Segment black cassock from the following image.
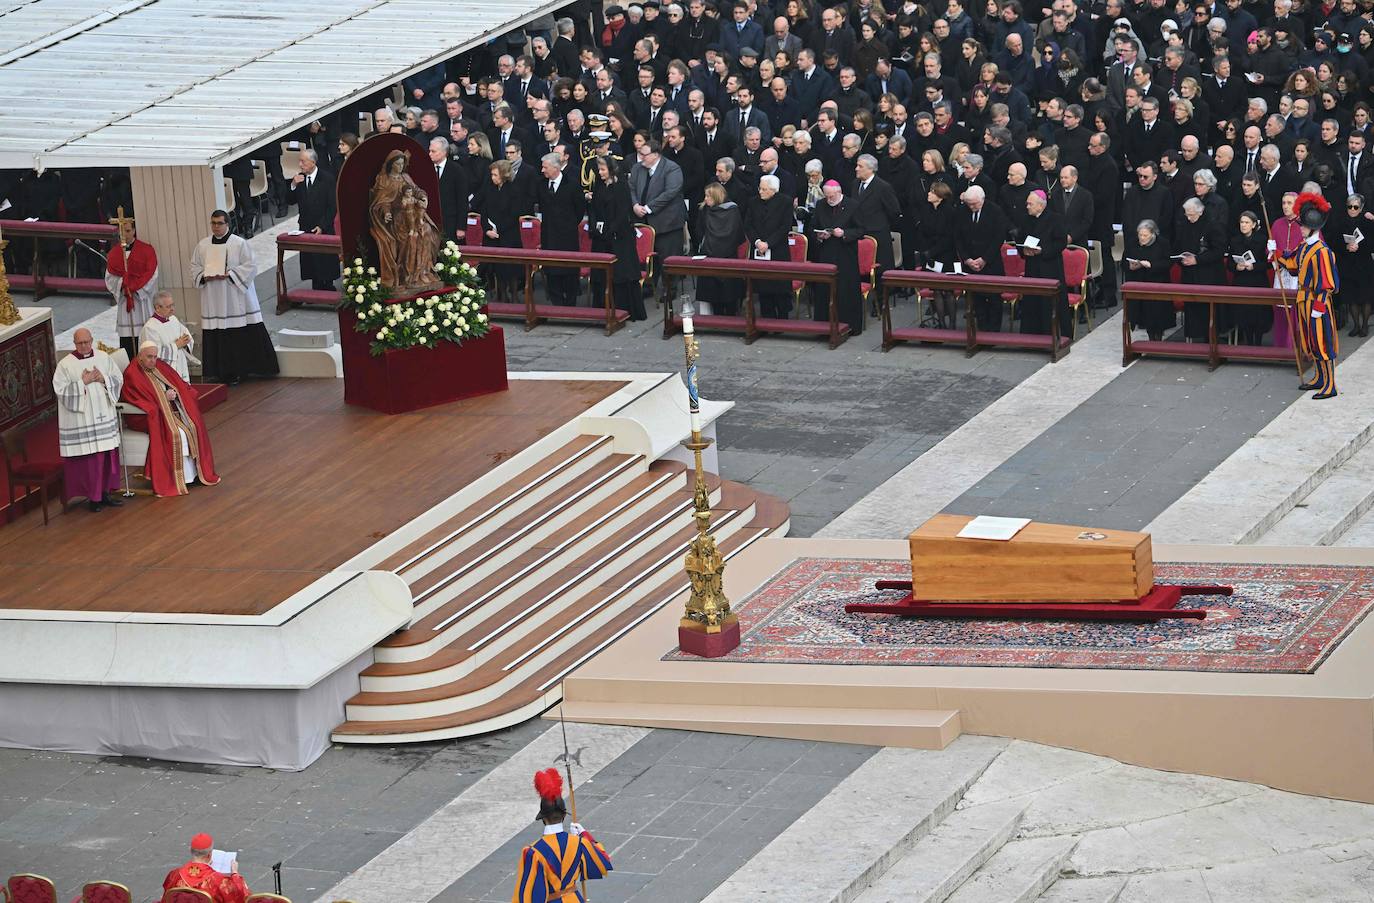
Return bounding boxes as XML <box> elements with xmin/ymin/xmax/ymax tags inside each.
<box><xmin>1017</xmin><ymin>209</ymin><xmax>1069</xmax><ymax>337</ymax></box>
<box><xmin>744</xmin><ymin>193</ymin><xmax>797</xmax><ymax>319</ymax></box>
<box><xmin>290</xmin><ymin>169</ymin><xmax>340</xmax><ymax>290</ymax></box>
<box><xmin>1123</xmin><ymin>233</ymin><xmax>1176</xmax><ymax>337</ymax></box>
<box><xmin>809</xmin><ymin>198</ymin><xmax>864</xmax><ymax>336</ymax></box>
<box><xmin>588</xmin><ymin>178</ymin><xmax>647</xmax><ymax>320</ymax></box>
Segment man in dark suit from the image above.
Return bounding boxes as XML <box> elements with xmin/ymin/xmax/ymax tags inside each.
<box><xmin>429</xmin><ymin>137</ymin><xmax>469</xmax><ymax>243</ymax></box>
<box><xmin>551</xmin><ymin>18</ymin><xmax>580</xmax><ymax>76</ymax></box>
<box><xmin>790</xmin><ymin>49</ymin><xmax>836</xmax><ymax>124</ymax></box>
<box><xmin>849</xmin><ymin>154</ymin><xmax>901</xmax><ymax>283</ymax></box>
<box><xmin>504</xmin><ymin>56</ymin><xmax>548</xmax><ymax>111</ymax></box>
<box><xmin>810</xmin><ymin>108</ymin><xmax>845</xmax><ymax>177</ymax></box>
<box><xmin>762</xmin><ymin>77</ymin><xmax>801</xmax><ymax>140</ymax></box>
<box><xmin>1123</xmin><ymin>98</ymin><xmax>1174</xmax><ymax>173</ymax></box>
<box><xmin>723</xmin><ymin>84</ymin><xmax>772</xmax><ymax>145</ymax></box>
<box><xmin>719</xmin><ymin>0</ymin><xmax>765</xmax><ymax>59</ymax></box>
<box><xmin>955</xmin><ymin>186</ymin><xmax>1012</xmax><ymax>331</ymax></box>
<box><xmin>1083</xmin><ymin>132</ymin><xmax>1121</xmax><ymax>306</ymax></box>
<box><xmin>1053</xmin><ymin>165</ymin><xmax>1095</xmax><ymax>247</ymax></box>
<box><xmin>590</xmin><ymin>69</ymin><xmax>628</xmax><ymax>115</ymax></box>
<box><xmin>487</xmin><ymin>105</ymin><xmax>533</xmax><ymax>161</ymax></box>
<box><xmin>699</xmin><ymin>109</ymin><xmax>736</xmax><ymax>166</ymax></box>
<box><xmin>1339</xmin><ymin>132</ymin><xmax>1374</xmax><ymax>201</ymax></box>
<box><xmin>628</xmin><ymin>141</ymin><xmax>687</xmax><ymax>290</ymax></box>
<box><xmin>663</xmin><ymin>126</ymin><xmax>706</xmax><ymax>220</ymax></box>
<box><xmin>809</xmin><ymin>6</ymin><xmax>856</xmax><ymax>67</ymax></box>
<box><xmin>536</xmin><ymin>153</ymin><xmax>586</xmax><ymax>306</ymax></box>
<box><xmin>865</xmin><ymin>57</ymin><xmax>912</xmax><ymax>106</ymax></box>
<box><xmin>288</xmin><ymin>149</ymin><xmax>339</xmax><ymax>290</ymax></box>
<box><xmin>756</xmin><ymin>147</ymin><xmax>796</xmax><ymax>202</ymax></box>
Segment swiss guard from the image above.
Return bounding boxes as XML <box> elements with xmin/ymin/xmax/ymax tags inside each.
<box><xmin>1276</xmin><ymin>192</ymin><xmax>1341</xmax><ymax>399</ymax></box>
<box><xmin>511</xmin><ymin>768</ymin><xmax>613</xmax><ymax>903</ymax></box>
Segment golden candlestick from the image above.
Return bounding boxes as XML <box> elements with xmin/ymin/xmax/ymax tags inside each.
<box><xmin>677</xmin><ymin>300</ymin><xmax>738</xmax><ymax>654</ymax></box>
<box><xmin>0</xmin><ymin>236</ymin><xmax>19</xmax><ymax>327</ymax></box>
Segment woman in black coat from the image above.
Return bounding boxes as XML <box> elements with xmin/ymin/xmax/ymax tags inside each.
<box><xmin>1174</xmin><ymin>197</ymin><xmax>1228</xmax><ymax>341</ymax></box>
<box><xmin>472</xmin><ymin>159</ymin><xmax>529</xmax><ymax>301</ymax></box>
<box><xmin>914</xmin><ymin>181</ymin><xmax>959</xmax><ymax>327</ymax></box>
<box><xmin>1331</xmin><ymin>194</ymin><xmax>1373</xmax><ymax>336</ymax></box>
<box><xmin>809</xmin><ymin>182</ymin><xmax>865</xmax><ymax>336</ymax></box>
<box><xmin>588</xmin><ymin>156</ymin><xmax>646</xmax><ymax>321</ymax></box>
<box><xmin>1228</xmin><ymin>210</ymin><xmax>1273</xmax><ymax>346</ymax></box>
<box><xmin>745</xmin><ymin>176</ymin><xmax>797</xmax><ymax>319</ymax></box>
<box><xmin>1123</xmin><ymin>218</ymin><xmax>1175</xmax><ymax>341</ymax></box>
<box><xmin>696</xmin><ymin>183</ymin><xmax>746</xmax><ymax>315</ymax></box>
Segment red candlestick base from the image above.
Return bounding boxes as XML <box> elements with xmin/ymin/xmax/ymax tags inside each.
<box><xmin>678</xmin><ymin>617</ymin><xmax>740</xmax><ymax>658</ymax></box>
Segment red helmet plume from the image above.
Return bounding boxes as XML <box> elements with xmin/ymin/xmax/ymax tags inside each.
<box><xmin>534</xmin><ymin>767</ymin><xmax>564</xmax><ymax>802</ymax></box>
<box><xmin>1294</xmin><ymin>192</ymin><xmax>1330</xmax><ymax>215</ymax></box>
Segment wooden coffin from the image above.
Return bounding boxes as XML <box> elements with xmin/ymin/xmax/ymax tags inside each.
<box><xmin>909</xmin><ymin>514</ymin><xmax>1154</xmax><ymax>602</ymax></box>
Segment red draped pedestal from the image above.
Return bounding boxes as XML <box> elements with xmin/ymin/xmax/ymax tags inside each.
<box><xmin>337</xmin><ymin>307</ymin><xmax>508</xmax><ymax>415</ymax></box>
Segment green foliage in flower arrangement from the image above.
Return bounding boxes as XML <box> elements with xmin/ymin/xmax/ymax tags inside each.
<box><xmin>341</xmin><ymin>242</ymin><xmax>490</xmax><ymax>356</ymax></box>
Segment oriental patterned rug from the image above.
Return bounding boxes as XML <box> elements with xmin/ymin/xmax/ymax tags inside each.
<box><xmin>662</xmin><ymin>557</ymin><xmax>1374</xmax><ymax>673</ymax></box>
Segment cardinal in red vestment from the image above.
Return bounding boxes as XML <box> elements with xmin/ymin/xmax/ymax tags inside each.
<box><xmin>107</xmin><ymin>236</ymin><xmax>158</xmax><ymax>310</ymax></box>
<box><xmin>162</xmin><ymin>833</ymin><xmax>250</xmax><ymax>903</ymax></box>
<box><xmin>121</xmin><ymin>342</ymin><xmax>221</xmax><ymax>497</ymax></box>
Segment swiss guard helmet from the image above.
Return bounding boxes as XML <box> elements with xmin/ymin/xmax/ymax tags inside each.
<box><xmin>534</xmin><ymin>767</ymin><xmax>567</xmax><ymax>821</ymax></box>
<box><xmin>1294</xmin><ymin>191</ymin><xmax>1331</xmax><ymax>231</ymax></box>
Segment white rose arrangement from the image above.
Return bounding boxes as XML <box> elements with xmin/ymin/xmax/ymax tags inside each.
<box><xmin>343</xmin><ymin>244</ymin><xmax>490</xmax><ymax>356</ymax></box>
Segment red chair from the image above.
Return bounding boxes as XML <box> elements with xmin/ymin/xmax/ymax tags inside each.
<box><xmin>857</xmin><ymin>235</ymin><xmax>878</xmax><ymax>315</ymax></box>
<box><xmin>634</xmin><ymin>223</ymin><xmax>656</xmax><ymax>288</ymax></box>
<box><xmin>244</xmin><ymin>895</ymin><xmax>292</xmax><ymax>903</ymax></box>
<box><xmin>517</xmin><ymin>215</ymin><xmax>541</xmax><ymax>250</ymax></box>
<box><xmin>2</xmin><ymin>421</ymin><xmax>64</xmax><ymax>525</ymax></box>
<box><xmin>1062</xmin><ymin>244</ymin><xmax>1091</xmax><ymax>337</ymax></box>
<box><xmin>4</xmin><ymin>874</ymin><xmax>56</xmax><ymax>903</ymax></box>
<box><xmin>463</xmin><ymin>213</ymin><xmax>483</xmax><ymax>247</ymax></box>
<box><xmin>159</xmin><ymin>889</ymin><xmax>211</xmax><ymax>903</ymax></box>
<box><xmin>787</xmin><ymin>231</ymin><xmax>808</xmax><ymax>316</ymax></box>
<box><xmin>1000</xmin><ymin>240</ymin><xmax>1025</xmax><ymax>322</ymax></box>
<box><xmin>79</xmin><ymin>881</ymin><xmax>132</xmax><ymax>903</ymax></box>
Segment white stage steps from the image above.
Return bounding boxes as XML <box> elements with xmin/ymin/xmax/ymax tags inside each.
<box><xmin>331</xmin><ymin>433</ymin><xmax>789</xmax><ymax>744</ymax></box>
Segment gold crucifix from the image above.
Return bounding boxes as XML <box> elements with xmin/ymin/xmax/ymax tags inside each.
<box><xmin>109</xmin><ymin>206</ymin><xmax>135</xmax><ymax>245</ymax></box>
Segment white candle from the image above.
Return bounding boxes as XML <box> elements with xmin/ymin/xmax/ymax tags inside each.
<box><xmin>682</xmin><ymin>314</ymin><xmax>694</xmax><ymax>336</ymax></box>
<box><xmin>690</xmin><ymin>410</ymin><xmax>701</xmax><ymax>433</ymax></box>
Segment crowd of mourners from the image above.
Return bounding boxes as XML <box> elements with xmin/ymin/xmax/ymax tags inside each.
<box><xmin>7</xmin><ymin>0</ymin><xmax>1374</xmax><ymax>338</ymax></box>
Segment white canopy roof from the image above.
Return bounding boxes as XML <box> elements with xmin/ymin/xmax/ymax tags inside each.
<box><xmin>0</xmin><ymin>0</ymin><xmax>556</xmax><ymax>170</ymax></box>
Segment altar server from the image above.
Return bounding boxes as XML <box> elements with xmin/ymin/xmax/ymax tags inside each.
<box><xmin>140</xmin><ymin>291</ymin><xmax>195</xmax><ymax>381</ymax></box>
<box><xmin>51</xmin><ymin>328</ymin><xmax>123</xmax><ymax>512</ymax></box>
<box><xmin>190</xmin><ymin>209</ymin><xmax>279</xmax><ymax>385</ymax></box>
<box><xmin>105</xmin><ymin>218</ymin><xmax>159</xmax><ymax>360</ymax></box>
<box><xmin>1275</xmin><ymin>192</ymin><xmax>1340</xmax><ymax>399</ymax></box>
<box><xmin>512</xmin><ymin>768</ymin><xmax>612</xmax><ymax>903</ymax></box>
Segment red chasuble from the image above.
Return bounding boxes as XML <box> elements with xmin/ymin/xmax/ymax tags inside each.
<box><xmin>121</xmin><ymin>358</ymin><xmax>221</xmax><ymax>497</ymax></box>
<box><xmin>106</xmin><ymin>239</ymin><xmax>158</xmax><ymax>311</ymax></box>
<box><xmin>162</xmin><ymin>861</ymin><xmax>249</xmax><ymax>903</ymax></box>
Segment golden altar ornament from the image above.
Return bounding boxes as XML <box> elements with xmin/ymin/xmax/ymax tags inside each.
<box><xmin>0</xmin><ymin>234</ymin><xmax>19</xmax><ymax>327</ymax></box>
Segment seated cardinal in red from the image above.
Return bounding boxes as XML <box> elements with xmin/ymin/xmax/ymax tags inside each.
<box><xmin>121</xmin><ymin>342</ymin><xmax>220</xmax><ymax>497</ymax></box>
<box><xmin>162</xmin><ymin>832</ymin><xmax>249</xmax><ymax>903</ymax></box>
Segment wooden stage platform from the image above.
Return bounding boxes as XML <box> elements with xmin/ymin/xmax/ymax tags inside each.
<box><xmin>0</xmin><ymin>377</ymin><xmax>623</xmax><ymax>617</ymax></box>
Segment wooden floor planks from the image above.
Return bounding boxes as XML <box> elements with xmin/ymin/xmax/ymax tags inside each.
<box><xmin>0</xmin><ymin>378</ymin><xmax>624</xmax><ymax>616</ymax></box>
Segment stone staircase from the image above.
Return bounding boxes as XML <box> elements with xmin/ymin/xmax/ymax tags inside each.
<box><xmin>331</xmin><ymin>432</ymin><xmax>789</xmax><ymax>744</ymax></box>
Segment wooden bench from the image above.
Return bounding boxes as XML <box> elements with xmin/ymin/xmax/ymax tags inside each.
<box><xmin>880</xmin><ymin>270</ymin><xmax>1070</xmax><ymax>361</ymax></box>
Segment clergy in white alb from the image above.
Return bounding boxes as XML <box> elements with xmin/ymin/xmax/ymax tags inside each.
<box><xmin>105</xmin><ymin>217</ymin><xmax>160</xmax><ymax>360</ymax></box>
<box><xmin>190</xmin><ymin>210</ymin><xmax>279</xmax><ymax>385</ymax></box>
<box><xmin>52</xmin><ymin>328</ymin><xmax>125</xmax><ymax>512</ymax></box>
<box><xmin>140</xmin><ymin>290</ymin><xmax>196</xmax><ymax>382</ymax></box>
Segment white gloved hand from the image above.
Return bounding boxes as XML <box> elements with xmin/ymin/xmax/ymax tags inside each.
<box><xmin>570</xmin><ymin>822</ymin><xmax>585</xmax><ymax>836</ymax></box>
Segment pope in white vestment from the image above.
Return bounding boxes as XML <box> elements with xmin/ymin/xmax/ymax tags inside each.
<box><xmin>140</xmin><ymin>291</ymin><xmax>195</xmax><ymax>382</ymax></box>
<box><xmin>190</xmin><ymin>210</ymin><xmax>279</xmax><ymax>384</ymax></box>
<box><xmin>51</xmin><ymin>328</ymin><xmax>124</xmax><ymax>512</ymax></box>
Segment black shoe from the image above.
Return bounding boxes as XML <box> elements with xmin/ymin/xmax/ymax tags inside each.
<box><xmin>1299</xmin><ymin>382</ymin><xmax>1319</xmax><ymax>390</ymax></box>
<box><xmin>1349</xmin><ymin>324</ymin><xmax>1360</xmax><ymax>337</ymax></box>
<box><xmin>228</xmin><ymin>376</ymin><xmax>242</xmax><ymax>386</ymax></box>
<box><xmin>102</xmin><ymin>494</ymin><xmax>123</xmax><ymax>507</ymax></box>
<box><xmin>87</xmin><ymin>500</ymin><xmax>103</xmax><ymax>512</ymax></box>
<box><xmin>1313</xmin><ymin>388</ymin><xmax>1338</xmax><ymax>400</ymax></box>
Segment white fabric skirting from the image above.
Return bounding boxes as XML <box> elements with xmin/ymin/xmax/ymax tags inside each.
<box><xmin>0</xmin><ymin>652</ymin><xmax>368</xmax><ymax>770</ymax></box>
